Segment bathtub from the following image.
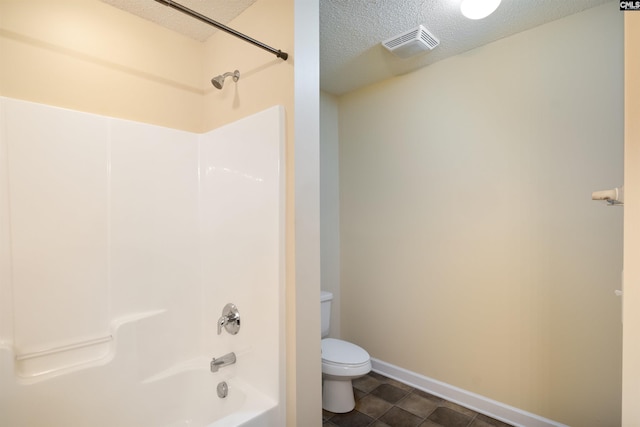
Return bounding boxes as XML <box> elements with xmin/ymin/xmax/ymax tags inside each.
<box><xmin>0</xmin><ymin>349</ymin><xmax>278</xmax><ymax>427</ymax></box>
<box><xmin>144</xmin><ymin>364</ymin><xmax>279</xmax><ymax>427</ymax></box>
<box><xmin>0</xmin><ymin>309</ymin><xmax>282</xmax><ymax>426</ymax></box>
<box><xmin>0</xmin><ymin>306</ymin><xmax>283</xmax><ymax>426</ymax></box>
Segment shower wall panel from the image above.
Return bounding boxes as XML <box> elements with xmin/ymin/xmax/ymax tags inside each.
<box><xmin>3</xmin><ymin>100</ymin><xmax>111</xmax><ymax>359</ymax></box>
<box><xmin>0</xmin><ymin>97</ymin><xmax>285</xmax><ymax>401</ymax></box>
<box><xmin>199</xmin><ymin>106</ymin><xmax>285</xmax><ymax>398</ymax></box>
<box><xmin>0</xmin><ymin>98</ymin><xmax>204</xmax><ymax>377</ymax></box>
<box><xmin>109</xmin><ymin>119</ymin><xmax>201</xmax><ymax>377</ymax></box>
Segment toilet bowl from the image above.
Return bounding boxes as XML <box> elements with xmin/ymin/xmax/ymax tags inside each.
<box><xmin>321</xmin><ymin>291</ymin><xmax>371</xmax><ymax>413</ymax></box>
<box><xmin>321</xmin><ymin>338</ymin><xmax>372</xmax><ymax>413</ymax></box>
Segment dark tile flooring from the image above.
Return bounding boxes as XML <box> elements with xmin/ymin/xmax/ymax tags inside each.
<box><xmin>323</xmin><ymin>372</ymin><xmax>514</xmax><ymax>427</ymax></box>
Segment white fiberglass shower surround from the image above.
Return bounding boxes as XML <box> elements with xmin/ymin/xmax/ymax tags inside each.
<box><xmin>0</xmin><ymin>97</ymin><xmax>286</xmax><ymax>426</ymax></box>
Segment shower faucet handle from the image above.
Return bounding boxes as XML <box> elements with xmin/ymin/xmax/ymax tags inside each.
<box><xmin>217</xmin><ymin>303</ymin><xmax>241</xmax><ymax>335</ymax></box>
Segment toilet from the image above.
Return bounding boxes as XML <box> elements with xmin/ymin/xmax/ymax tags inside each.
<box><xmin>321</xmin><ymin>291</ymin><xmax>371</xmax><ymax>413</ymax></box>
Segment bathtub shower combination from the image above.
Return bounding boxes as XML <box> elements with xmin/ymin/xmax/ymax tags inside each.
<box><xmin>0</xmin><ymin>98</ymin><xmax>286</xmax><ymax>426</ymax></box>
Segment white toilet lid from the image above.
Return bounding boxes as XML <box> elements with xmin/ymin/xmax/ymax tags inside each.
<box><xmin>321</xmin><ymin>338</ymin><xmax>370</xmax><ymax>365</ymax></box>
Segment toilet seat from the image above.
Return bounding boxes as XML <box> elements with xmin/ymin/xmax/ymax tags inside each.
<box><xmin>321</xmin><ymin>338</ymin><xmax>371</xmax><ymax>377</ymax></box>
<box><xmin>322</xmin><ymin>338</ymin><xmax>369</xmax><ymax>364</ymax></box>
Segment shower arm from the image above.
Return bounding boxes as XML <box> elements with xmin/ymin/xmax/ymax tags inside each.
<box><xmin>153</xmin><ymin>0</ymin><xmax>289</xmax><ymax>60</ymax></box>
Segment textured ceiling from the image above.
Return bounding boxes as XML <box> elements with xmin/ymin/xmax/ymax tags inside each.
<box><xmin>101</xmin><ymin>0</ymin><xmax>613</xmax><ymax>96</ymax></box>
<box><xmin>320</xmin><ymin>0</ymin><xmax>612</xmax><ymax>95</ymax></box>
<box><xmin>100</xmin><ymin>0</ymin><xmax>257</xmax><ymax>41</ymax></box>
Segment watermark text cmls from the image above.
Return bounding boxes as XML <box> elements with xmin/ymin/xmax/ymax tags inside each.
<box><xmin>621</xmin><ymin>1</ymin><xmax>640</xmax><ymax>10</ymax></box>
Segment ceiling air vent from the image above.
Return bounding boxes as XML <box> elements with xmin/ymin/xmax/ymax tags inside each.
<box><xmin>382</xmin><ymin>25</ymin><xmax>439</xmax><ymax>58</ymax></box>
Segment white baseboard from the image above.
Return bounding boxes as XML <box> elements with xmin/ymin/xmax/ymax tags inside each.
<box><xmin>370</xmin><ymin>358</ymin><xmax>569</xmax><ymax>427</ymax></box>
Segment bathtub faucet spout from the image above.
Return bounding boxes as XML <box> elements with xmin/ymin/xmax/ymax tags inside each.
<box><xmin>210</xmin><ymin>352</ymin><xmax>236</xmax><ymax>373</ymax></box>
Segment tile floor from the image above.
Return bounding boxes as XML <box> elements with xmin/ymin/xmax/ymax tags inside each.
<box><xmin>322</xmin><ymin>372</ymin><xmax>514</xmax><ymax>427</ymax></box>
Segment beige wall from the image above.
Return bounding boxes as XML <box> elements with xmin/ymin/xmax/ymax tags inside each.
<box><xmin>320</xmin><ymin>91</ymin><xmax>341</xmax><ymax>338</ymax></box>
<box><xmin>338</xmin><ymin>3</ymin><xmax>623</xmax><ymax>426</ymax></box>
<box><xmin>622</xmin><ymin>11</ymin><xmax>640</xmax><ymax>427</ymax></box>
<box><xmin>0</xmin><ymin>0</ymin><xmax>204</xmax><ymax>132</ymax></box>
<box><xmin>0</xmin><ymin>1</ymin><xmax>322</xmax><ymax>425</ymax></box>
<box><xmin>202</xmin><ymin>0</ymin><xmax>294</xmax><ymax>132</ymax></box>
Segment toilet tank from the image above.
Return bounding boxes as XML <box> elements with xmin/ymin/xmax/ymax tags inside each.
<box><xmin>321</xmin><ymin>291</ymin><xmax>333</xmax><ymax>338</ymax></box>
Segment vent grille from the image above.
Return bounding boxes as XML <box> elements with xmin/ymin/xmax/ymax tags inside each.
<box><xmin>382</xmin><ymin>25</ymin><xmax>439</xmax><ymax>58</ymax></box>
<box><xmin>421</xmin><ymin>31</ymin><xmax>439</xmax><ymax>49</ymax></box>
<box><xmin>385</xmin><ymin>29</ymin><xmax>420</xmax><ymax>49</ymax></box>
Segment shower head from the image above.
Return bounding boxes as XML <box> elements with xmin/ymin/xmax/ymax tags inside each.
<box><xmin>211</xmin><ymin>70</ymin><xmax>240</xmax><ymax>89</ymax></box>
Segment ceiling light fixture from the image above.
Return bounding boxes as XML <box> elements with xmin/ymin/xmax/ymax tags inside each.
<box><xmin>460</xmin><ymin>0</ymin><xmax>501</xmax><ymax>20</ymax></box>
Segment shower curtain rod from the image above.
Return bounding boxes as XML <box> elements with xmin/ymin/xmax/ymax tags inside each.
<box><xmin>153</xmin><ymin>0</ymin><xmax>289</xmax><ymax>60</ymax></box>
